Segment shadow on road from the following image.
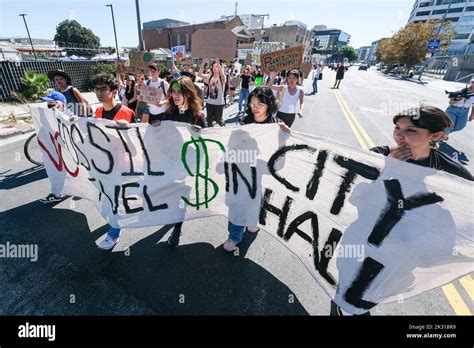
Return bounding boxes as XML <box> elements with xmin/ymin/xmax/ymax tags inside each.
<box><xmin>0</xmin><ymin>166</ymin><xmax>47</xmax><ymax>190</ymax></box>
<box><xmin>1</xmin><ymin>200</ymin><xmax>309</xmax><ymax>315</ymax></box>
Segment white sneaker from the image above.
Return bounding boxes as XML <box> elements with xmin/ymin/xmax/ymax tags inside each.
<box><xmin>98</xmin><ymin>235</ymin><xmax>119</xmax><ymax>250</ymax></box>
<box><xmin>223</xmin><ymin>239</ymin><xmax>237</xmax><ymax>252</ymax></box>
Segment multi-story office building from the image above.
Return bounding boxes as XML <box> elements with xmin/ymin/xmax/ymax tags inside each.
<box><xmin>357</xmin><ymin>46</ymin><xmax>371</xmax><ymax>62</ymax></box>
<box><xmin>367</xmin><ymin>38</ymin><xmax>389</xmax><ymax>64</ymax></box>
<box><xmin>407</xmin><ymin>0</ymin><xmax>474</xmax><ymax>56</ymax></box>
<box><xmin>239</xmin><ymin>14</ymin><xmax>265</xmax><ymax>29</ymax></box>
<box><xmin>311</xmin><ymin>28</ymin><xmax>350</xmax><ymax>58</ymax></box>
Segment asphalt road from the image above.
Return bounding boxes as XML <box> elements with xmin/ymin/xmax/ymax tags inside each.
<box><xmin>0</xmin><ymin>68</ymin><xmax>472</xmax><ymax>315</ymax></box>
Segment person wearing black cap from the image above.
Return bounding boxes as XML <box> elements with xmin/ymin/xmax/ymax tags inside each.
<box><xmin>370</xmin><ymin>105</ymin><xmax>472</xmax><ymax>181</ymax></box>
<box><xmin>47</xmin><ymin>69</ymin><xmax>91</xmax><ymax>117</ymax></box>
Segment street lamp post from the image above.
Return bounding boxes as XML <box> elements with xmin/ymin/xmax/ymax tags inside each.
<box><xmin>135</xmin><ymin>0</ymin><xmax>144</xmax><ymax>50</ymax></box>
<box><xmin>19</xmin><ymin>14</ymin><xmax>37</xmax><ymax>61</ymax></box>
<box><xmin>106</xmin><ymin>4</ymin><xmax>120</xmax><ymax>60</ymax></box>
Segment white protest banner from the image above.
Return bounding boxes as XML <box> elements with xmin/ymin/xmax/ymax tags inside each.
<box><xmin>31</xmin><ymin>107</ymin><xmax>474</xmax><ymax>315</ymax></box>
<box><xmin>252</xmin><ymin>42</ymin><xmax>285</xmax><ymax>65</ymax></box>
<box><xmin>136</xmin><ymin>84</ymin><xmax>163</xmax><ymax>105</ymax></box>
<box><xmin>172</xmin><ymin>45</ymin><xmax>186</xmax><ymax>61</ymax></box>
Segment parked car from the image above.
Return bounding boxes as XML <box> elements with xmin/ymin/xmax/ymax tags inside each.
<box><xmin>358</xmin><ymin>64</ymin><xmax>369</xmax><ymax>71</ymax></box>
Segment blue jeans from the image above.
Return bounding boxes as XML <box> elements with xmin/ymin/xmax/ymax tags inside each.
<box><xmin>445</xmin><ymin>105</ymin><xmax>469</xmax><ymax>134</ymax></box>
<box><xmin>228</xmin><ymin>221</ymin><xmax>245</xmax><ymax>244</ymax></box>
<box><xmin>107</xmin><ymin>226</ymin><xmax>121</xmax><ymax>239</ymax></box>
<box><xmin>238</xmin><ymin>88</ymin><xmax>250</xmax><ymax>112</ymax></box>
<box><xmin>312</xmin><ymin>78</ymin><xmax>318</xmax><ymax>93</ymax></box>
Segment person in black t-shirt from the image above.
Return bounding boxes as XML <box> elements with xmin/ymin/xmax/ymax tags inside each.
<box><xmin>238</xmin><ymin>65</ymin><xmax>255</xmax><ymax>115</ymax></box>
<box><xmin>223</xmin><ymin>87</ymin><xmax>290</xmax><ymax>252</ymax></box>
<box><xmin>370</xmin><ymin>105</ymin><xmax>472</xmax><ymax>181</ymax></box>
<box><xmin>151</xmin><ymin>76</ymin><xmax>206</xmax><ymax>247</ymax></box>
<box><xmin>331</xmin><ymin>104</ymin><xmax>472</xmax><ymax>317</ymax></box>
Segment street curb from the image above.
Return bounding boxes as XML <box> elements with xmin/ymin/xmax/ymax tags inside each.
<box><xmin>0</xmin><ymin>127</ymin><xmax>35</xmax><ymax>140</ymax></box>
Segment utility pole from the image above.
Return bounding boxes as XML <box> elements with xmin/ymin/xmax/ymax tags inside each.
<box><xmin>135</xmin><ymin>0</ymin><xmax>144</xmax><ymax>50</ymax></box>
<box><xmin>19</xmin><ymin>14</ymin><xmax>37</xmax><ymax>61</ymax></box>
<box><xmin>106</xmin><ymin>4</ymin><xmax>120</xmax><ymax>60</ymax></box>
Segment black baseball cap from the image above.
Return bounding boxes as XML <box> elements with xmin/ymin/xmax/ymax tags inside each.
<box><xmin>148</xmin><ymin>63</ymin><xmax>159</xmax><ymax>70</ymax></box>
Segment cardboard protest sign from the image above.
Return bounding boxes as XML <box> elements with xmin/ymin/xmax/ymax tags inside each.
<box><xmin>252</xmin><ymin>42</ymin><xmax>285</xmax><ymax>65</ymax></box>
<box><xmin>31</xmin><ymin>106</ymin><xmax>474</xmax><ymax>315</ymax></box>
<box><xmin>260</xmin><ymin>45</ymin><xmax>304</xmax><ymax>74</ymax></box>
<box><xmin>172</xmin><ymin>45</ymin><xmax>186</xmax><ymax>61</ymax></box>
<box><xmin>128</xmin><ymin>51</ymin><xmax>155</xmax><ymax>74</ymax></box>
<box><xmin>136</xmin><ymin>84</ymin><xmax>163</xmax><ymax>105</ymax></box>
<box><xmin>191</xmin><ymin>29</ymin><xmax>237</xmax><ymax>61</ymax></box>
<box><xmin>300</xmin><ymin>63</ymin><xmax>313</xmax><ymax>79</ymax></box>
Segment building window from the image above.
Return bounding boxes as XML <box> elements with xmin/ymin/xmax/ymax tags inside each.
<box><xmin>459</xmin><ymin>16</ymin><xmax>474</xmax><ymax>21</ymax></box>
<box><xmin>466</xmin><ymin>6</ymin><xmax>474</xmax><ymax>11</ymax></box>
<box><xmin>446</xmin><ymin>17</ymin><xmax>460</xmax><ymax>22</ymax></box>
<box><xmin>186</xmin><ymin>33</ymin><xmax>189</xmax><ymax>49</ymax></box>
<box><xmin>432</xmin><ymin>9</ymin><xmax>447</xmax><ymax>14</ymax></box>
<box><xmin>436</xmin><ymin>0</ymin><xmax>468</xmax><ymax>5</ymax></box>
<box><xmin>452</xmin><ymin>33</ymin><xmax>470</xmax><ymax>40</ymax></box>
<box><xmin>416</xmin><ymin>11</ymin><xmax>431</xmax><ymax>16</ymax></box>
<box><xmin>448</xmin><ymin>7</ymin><xmax>463</xmax><ymax>13</ymax></box>
<box><xmin>419</xmin><ymin>2</ymin><xmax>433</xmax><ymax>7</ymax></box>
<box><xmin>177</xmin><ymin>33</ymin><xmax>181</xmax><ymax>45</ymax></box>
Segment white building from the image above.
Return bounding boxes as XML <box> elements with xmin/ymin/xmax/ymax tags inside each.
<box><xmin>357</xmin><ymin>46</ymin><xmax>371</xmax><ymax>62</ymax></box>
<box><xmin>407</xmin><ymin>0</ymin><xmax>474</xmax><ymax>56</ymax></box>
<box><xmin>239</xmin><ymin>14</ymin><xmax>264</xmax><ymax>29</ymax></box>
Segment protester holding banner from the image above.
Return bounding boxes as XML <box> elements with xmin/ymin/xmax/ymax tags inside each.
<box><xmin>268</xmin><ymin>70</ymin><xmax>305</xmax><ymax>127</ymax></box>
<box><xmin>371</xmin><ymin>105</ymin><xmax>473</xmax><ymax>181</ymax></box>
<box><xmin>149</xmin><ymin>76</ymin><xmax>207</xmax><ymax>247</ymax></box>
<box><xmin>141</xmin><ymin>63</ymin><xmax>169</xmax><ymax>124</ymax></box>
<box><xmin>223</xmin><ymin>87</ymin><xmax>290</xmax><ymax>252</ymax></box>
<box><xmin>198</xmin><ymin>59</ymin><xmax>226</xmax><ymax>127</ymax></box>
<box><xmin>47</xmin><ymin>69</ymin><xmax>91</xmax><ymax>117</ymax></box>
<box><xmin>133</xmin><ymin>71</ymin><xmax>148</xmax><ymax>121</ymax></box>
<box><xmin>84</xmin><ymin>74</ymin><xmax>138</xmax><ymax>250</ymax></box>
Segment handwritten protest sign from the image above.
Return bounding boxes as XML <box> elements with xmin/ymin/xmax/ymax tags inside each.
<box><xmin>128</xmin><ymin>51</ymin><xmax>155</xmax><ymax>74</ymax></box>
<box><xmin>172</xmin><ymin>45</ymin><xmax>186</xmax><ymax>61</ymax></box>
<box><xmin>260</xmin><ymin>45</ymin><xmax>304</xmax><ymax>74</ymax></box>
<box><xmin>191</xmin><ymin>29</ymin><xmax>237</xmax><ymax>61</ymax></box>
<box><xmin>252</xmin><ymin>42</ymin><xmax>285</xmax><ymax>65</ymax></box>
<box><xmin>136</xmin><ymin>84</ymin><xmax>163</xmax><ymax>105</ymax></box>
<box><xmin>31</xmin><ymin>106</ymin><xmax>474</xmax><ymax>315</ymax></box>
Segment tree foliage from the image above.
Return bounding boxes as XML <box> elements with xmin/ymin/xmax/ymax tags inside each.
<box><xmin>20</xmin><ymin>70</ymin><xmax>52</xmax><ymax>101</ymax></box>
<box><xmin>339</xmin><ymin>46</ymin><xmax>358</xmax><ymax>62</ymax></box>
<box><xmin>376</xmin><ymin>20</ymin><xmax>454</xmax><ymax>70</ymax></box>
<box><xmin>54</xmin><ymin>20</ymin><xmax>101</xmax><ymax>57</ymax></box>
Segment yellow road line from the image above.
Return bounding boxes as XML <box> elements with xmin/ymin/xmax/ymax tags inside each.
<box><xmin>333</xmin><ymin>88</ymin><xmax>472</xmax><ymax>316</ymax></box>
<box><xmin>442</xmin><ymin>284</ymin><xmax>472</xmax><ymax>315</ymax></box>
<box><xmin>459</xmin><ymin>275</ymin><xmax>474</xmax><ymax>301</ymax></box>
<box><xmin>333</xmin><ymin>90</ymin><xmax>370</xmax><ymax>150</ymax></box>
<box><xmin>335</xmin><ymin>90</ymin><xmax>375</xmax><ymax>149</ymax></box>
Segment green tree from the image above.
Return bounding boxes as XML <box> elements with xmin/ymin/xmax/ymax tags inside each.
<box><xmin>54</xmin><ymin>20</ymin><xmax>101</xmax><ymax>57</ymax></box>
<box><xmin>91</xmin><ymin>62</ymin><xmax>116</xmax><ymax>76</ymax></box>
<box><xmin>20</xmin><ymin>70</ymin><xmax>52</xmax><ymax>101</ymax></box>
<box><xmin>377</xmin><ymin>20</ymin><xmax>454</xmax><ymax>70</ymax></box>
<box><xmin>339</xmin><ymin>46</ymin><xmax>358</xmax><ymax>62</ymax></box>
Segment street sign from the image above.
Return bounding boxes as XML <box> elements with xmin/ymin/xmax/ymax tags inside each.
<box><xmin>427</xmin><ymin>39</ymin><xmax>441</xmax><ymax>51</ymax></box>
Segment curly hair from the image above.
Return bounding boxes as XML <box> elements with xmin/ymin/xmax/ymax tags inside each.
<box><xmin>166</xmin><ymin>76</ymin><xmax>202</xmax><ymax>116</ymax></box>
<box><xmin>246</xmin><ymin>87</ymin><xmax>277</xmax><ymax>118</ymax></box>
<box><xmin>91</xmin><ymin>73</ymin><xmax>119</xmax><ymax>91</ymax></box>
<box><xmin>393</xmin><ymin>105</ymin><xmax>452</xmax><ymax>133</ymax></box>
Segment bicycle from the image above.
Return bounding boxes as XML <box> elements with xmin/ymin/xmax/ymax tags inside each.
<box><xmin>24</xmin><ymin>133</ymin><xmax>44</xmax><ymax>166</ymax></box>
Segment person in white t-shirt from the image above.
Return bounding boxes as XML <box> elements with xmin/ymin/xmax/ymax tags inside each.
<box><xmin>444</xmin><ymin>78</ymin><xmax>473</xmax><ymax>135</ymax></box>
<box><xmin>141</xmin><ymin>63</ymin><xmax>169</xmax><ymax>124</ymax></box>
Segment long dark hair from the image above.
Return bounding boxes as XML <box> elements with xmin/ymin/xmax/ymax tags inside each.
<box><xmin>246</xmin><ymin>87</ymin><xmax>277</xmax><ymax>118</ymax></box>
<box><xmin>125</xmin><ymin>79</ymin><xmax>135</xmax><ymax>94</ymax></box>
<box><xmin>166</xmin><ymin>76</ymin><xmax>202</xmax><ymax>116</ymax></box>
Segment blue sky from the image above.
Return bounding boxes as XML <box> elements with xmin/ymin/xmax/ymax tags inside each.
<box><xmin>1</xmin><ymin>0</ymin><xmax>415</xmax><ymax>48</ymax></box>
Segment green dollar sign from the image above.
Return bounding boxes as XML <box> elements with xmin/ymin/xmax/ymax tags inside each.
<box><xmin>181</xmin><ymin>136</ymin><xmax>225</xmax><ymax>210</ymax></box>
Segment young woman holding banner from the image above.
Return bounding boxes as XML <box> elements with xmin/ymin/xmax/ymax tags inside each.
<box><xmin>332</xmin><ymin>104</ymin><xmax>473</xmax><ymax>316</ymax></box>
<box><xmin>150</xmin><ymin>76</ymin><xmax>207</xmax><ymax>247</ymax></box>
